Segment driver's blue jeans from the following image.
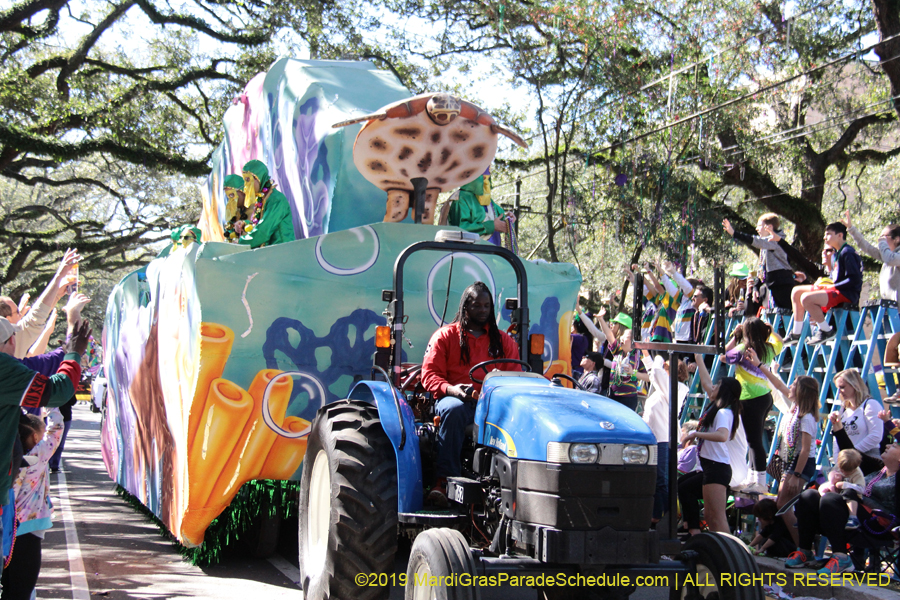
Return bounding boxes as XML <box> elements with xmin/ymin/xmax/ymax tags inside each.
<box><xmin>435</xmin><ymin>397</ymin><xmax>476</xmax><ymax>478</ymax></box>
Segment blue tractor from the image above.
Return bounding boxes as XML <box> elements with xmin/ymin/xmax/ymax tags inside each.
<box><xmin>296</xmin><ymin>232</ymin><xmax>762</xmax><ymax>600</ymax></box>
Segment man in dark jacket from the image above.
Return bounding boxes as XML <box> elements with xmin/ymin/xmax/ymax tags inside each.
<box><xmin>784</xmin><ymin>222</ymin><xmax>863</xmax><ymax>346</ymax></box>
<box><xmin>577</xmin><ymin>352</ymin><xmax>604</xmax><ymax>394</ymax></box>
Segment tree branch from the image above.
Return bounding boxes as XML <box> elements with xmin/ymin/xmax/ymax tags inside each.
<box><xmin>0</xmin><ymin>122</ymin><xmax>213</xmax><ymax>175</ymax></box>
<box><xmin>134</xmin><ymin>0</ymin><xmax>271</xmax><ymax>45</ymax></box>
<box><xmin>57</xmin><ymin>0</ymin><xmax>137</xmax><ymax>99</ymax></box>
<box><xmin>0</xmin><ymin>0</ymin><xmax>66</xmax><ymax>35</ymax></box>
<box><xmin>823</xmin><ymin>112</ymin><xmax>897</xmax><ymax>165</ymax></box>
<box><xmin>1</xmin><ymin>169</ymin><xmax>125</xmax><ymax>198</ymax></box>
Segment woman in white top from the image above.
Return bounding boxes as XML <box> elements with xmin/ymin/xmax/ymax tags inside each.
<box><xmin>830</xmin><ymin>368</ymin><xmax>883</xmax><ymax>460</ymax></box>
<box><xmin>677</xmin><ymin>356</ymin><xmax>743</xmax><ymax>535</ymax></box>
<box><xmin>640</xmin><ymin>350</ymin><xmax>689</xmax><ymax>526</ymax></box>
<box><xmin>746</xmin><ymin>348</ymin><xmax>820</xmax><ymax>544</ymax></box>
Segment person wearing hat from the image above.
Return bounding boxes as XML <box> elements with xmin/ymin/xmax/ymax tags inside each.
<box><xmin>0</xmin><ymin>316</ymin><xmax>92</xmax><ymax>583</ymax></box>
<box><xmin>222</xmin><ymin>174</ymin><xmax>247</xmax><ymax>241</ymax></box>
<box><xmin>448</xmin><ymin>168</ymin><xmax>514</xmax><ymax>245</ymax></box>
<box><xmin>725</xmin><ymin>262</ymin><xmax>761</xmax><ymax>317</ymax></box>
<box><xmin>170</xmin><ymin>224</ymin><xmax>202</xmax><ymax>251</ymax></box>
<box><xmin>596</xmin><ymin>309</ymin><xmax>648</xmax><ymax>411</ymax></box>
<box><xmin>229</xmin><ymin>161</ymin><xmax>295</xmax><ymax>248</ymax></box>
<box><xmin>578</xmin><ymin>351</ymin><xmax>604</xmax><ymax>394</ymax></box>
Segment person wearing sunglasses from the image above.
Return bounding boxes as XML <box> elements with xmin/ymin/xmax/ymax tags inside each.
<box><xmin>170</xmin><ymin>225</ymin><xmax>202</xmax><ymax>251</ymax></box>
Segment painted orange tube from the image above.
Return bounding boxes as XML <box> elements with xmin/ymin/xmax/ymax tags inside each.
<box><xmin>258</xmin><ymin>416</ymin><xmax>310</xmax><ymax>480</ymax></box>
<box><xmin>187</xmin><ymin>379</ymin><xmax>253</xmax><ymax>508</ymax></box>
<box><xmin>208</xmin><ymin>370</ymin><xmax>293</xmax><ymax>504</ymax></box>
<box><xmin>187</xmin><ymin>323</ymin><xmax>235</xmax><ymax>451</ymax></box>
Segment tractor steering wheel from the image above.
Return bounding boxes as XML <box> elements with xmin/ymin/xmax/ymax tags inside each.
<box><xmin>469</xmin><ymin>359</ymin><xmax>532</xmax><ymax>384</ymax></box>
<box><xmin>551</xmin><ymin>373</ymin><xmax>586</xmax><ymax>391</ymax></box>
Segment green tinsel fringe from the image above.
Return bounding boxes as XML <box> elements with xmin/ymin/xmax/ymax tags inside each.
<box><xmin>115</xmin><ymin>479</ymin><xmax>300</xmax><ymax>566</ymax></box>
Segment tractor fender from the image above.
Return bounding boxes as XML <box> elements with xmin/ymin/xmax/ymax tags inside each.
<box><xmin>347</xmin><ymin>381</ymin><xmax>424</xmax><ymax>513</ymax></box>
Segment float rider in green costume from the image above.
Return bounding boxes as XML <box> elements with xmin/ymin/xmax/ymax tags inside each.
<box><xmin>448</xmin><ymin>168</ymin><xmax>513</xmax><ymax>246</ymax></box>
<box><xmin>229</xmin><ymin>161</ymin><xmax>295</xmax><ymax>248</ymax></box>
<box><xmin>170</xmin><ymin>224</ymin><xmax>202</xmax><ymax>251</ymax></box>
<box><xmin>223</xmin><ymin>174</ymin><xmax>248</xmax><ymax>242</ymax></box>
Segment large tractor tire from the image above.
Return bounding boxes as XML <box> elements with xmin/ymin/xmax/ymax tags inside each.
<box><xmin>405</xmin><ymin>528</ymin><xmax>480</xmax><ymax>600</ymax></box>
<box><xmin>670</xmin><ymin>532</ymin><xmax>764</xmax><ymax>600</ymax></box>
<box><xmin>298</xmin><ymin>400</ymin><xmax>399</xmax><ymax>600</ymax></box>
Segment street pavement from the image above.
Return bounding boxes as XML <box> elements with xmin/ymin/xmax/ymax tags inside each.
<box><xmin>36</xmin><ymin>403</ymin><xmax>668</xmax><ymax>600</ymax></box>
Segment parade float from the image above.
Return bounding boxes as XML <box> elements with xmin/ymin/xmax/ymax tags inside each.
<box><xmin>100</xmin><ymin>58</ymin><xmax>582</xmax><ymax>555</ymax></box>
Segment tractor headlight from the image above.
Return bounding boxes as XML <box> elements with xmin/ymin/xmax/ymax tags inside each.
<box><xmin>569</xmin><ymin>443</ymin><xmax>599</xmax><ymax>464</ymax></box>
<box><xmin>622</xmin><ymin>444</ymin><xmax>649</xmax><ymax>465</ymax></box>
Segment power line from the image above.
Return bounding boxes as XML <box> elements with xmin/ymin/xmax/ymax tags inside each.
<box><xmin>493</xmin><ymin>35</ymin><xmax>900</xmax><ymax>191</ymax></box>
<box><xmin>508</xmin><ymin>0</ymin><xmax>860</xmax><ymax>146</ymax></box>
<box><xmin>720</xmin><ymin>98</ymin><xmax>899</xmax><ymax>158</ymax></box>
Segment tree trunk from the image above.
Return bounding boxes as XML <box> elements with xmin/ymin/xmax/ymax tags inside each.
<box><xmin>872</xmin><ymin>0</ymin><xmax>900</xmax><ymax>118</ymax></box>
<box><xmin>617</xmin><ymin>244</ymin><xmax>644</xmax><ymax>314</ymax></box>
<box><xmin>546</xmin><ymin>182</ymin><xmax>559</xmax><ymax>263</ymax></box>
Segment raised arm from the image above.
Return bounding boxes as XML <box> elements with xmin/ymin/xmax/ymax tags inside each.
<box><xmin>692</xmin><ymin>353</ymin><xmax>715</xmax><ymax>397</ymax></box>
<box><xmin>595</xmin><ymin>309</ymin><xmax>615</xmax><ymax>344</ymax></box>
<box><xmin>643</xmin><ymin>267</ymin><xmax>665</xmax><ymax>298</ymax></box>
<box><xmin>16</xmin><ymin>249</ymin><xmax>79</xmax><ymax>339</ymax></box>
<box><xmin>664</xmin><ymin>263</ymin><xmax>694</xmax><ymax>297</ymax></box>
<box><xmin>576</xmin><ymin>305</ymin><xmax>606</xmax><ymax>343</ymax></box>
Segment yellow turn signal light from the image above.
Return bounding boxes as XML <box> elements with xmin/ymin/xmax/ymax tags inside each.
<box><xmin>529</xmin><ymin>334</ymin><xmax>545</xmax><ymax>356</ymax></box>
<box><xmin>375</xmin><ymin>326</ymin><xmax>392</xmax><ymax>348</ymax></box>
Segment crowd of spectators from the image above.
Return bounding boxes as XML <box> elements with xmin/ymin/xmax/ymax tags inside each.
<box><xmin>571</xmin><ymin>212</ymin><xmax>900</xmax><ymax>576</ymax></box>
<box><xmin>1</xmin><ymin>249</ymin><xmax>94</xmax><ymax>599</ymax></box>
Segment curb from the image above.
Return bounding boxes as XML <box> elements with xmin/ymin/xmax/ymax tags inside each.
<box><xmin>756</xmin><ymin>556</ymin><xmax>896</xmax><ymax>600</ymax></box>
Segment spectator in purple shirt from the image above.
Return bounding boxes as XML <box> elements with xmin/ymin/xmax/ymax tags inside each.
<box><xmin>19</xmin><ymin>294</ymin><xmax>90</xmax><ymax>414</ymax></box>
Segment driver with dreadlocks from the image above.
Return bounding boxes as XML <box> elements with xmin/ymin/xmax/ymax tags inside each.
<box><xmin>421</xmin><ymin>281</ymin><xmax>521</xmax><ymax>506</ymax></box>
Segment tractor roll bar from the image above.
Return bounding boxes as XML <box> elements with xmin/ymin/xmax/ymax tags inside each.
<box><xmin>390</xmin><ymin>240</ymin><xmax>530</xmax><ymax>387</ymax></box>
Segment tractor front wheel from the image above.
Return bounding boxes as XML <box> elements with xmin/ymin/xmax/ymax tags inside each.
<box><xmin>298</xmin><ymin>400</ymin><xmax>399</xmax><ymax>600</ymax></box>
<box><xmin>670</xmin><ymin>532</ymin><xmax>763</xmax><ymax>600</ymax></box>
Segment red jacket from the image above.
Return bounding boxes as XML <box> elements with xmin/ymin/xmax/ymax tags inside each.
<box><xmin>421</xmin><ymin>322</ymin><xmax>520</xmax><ymax>399</ymax></box>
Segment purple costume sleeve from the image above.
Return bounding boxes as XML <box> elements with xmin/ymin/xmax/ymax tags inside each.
<box><xmin>20</xmin><ymin>347</ymin><xmax>67</xmax><ymax>376</ymax></box>
<box><xmin>724</xmin><ymin>347</ymin><xmax>743</xmax><ymax>364</ymax></box>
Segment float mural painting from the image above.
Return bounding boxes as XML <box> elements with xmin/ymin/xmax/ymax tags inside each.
<box><xmin>198</xmin><ymin>59</ymin><xmax>412</xmax><ymax>242</ymax></box>
<box><xmin>102</xmin><ymin>223</ymin><xmax>582</xmax><ymax>546</ymax></box>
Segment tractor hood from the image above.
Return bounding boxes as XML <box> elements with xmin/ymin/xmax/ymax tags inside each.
<box><xmin>473</xmin><ymin>374</ymin><xmax>656</xmax><ymax>462</ymax></box>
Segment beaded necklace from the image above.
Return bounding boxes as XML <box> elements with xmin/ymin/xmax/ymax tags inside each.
<box><xmin>782</xmin><ymin>405</ymin><xmax>802</xmax><ymax>469</ymax></box>
<box><xmin>224</xmin><ymin>184</ymin><xmax>270</xmax><ymax>242</ymax></box>
<box><xmin>864</xmin><ymin>467</ymin><xmax>889</xmax><ymax>497</ymax></box>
